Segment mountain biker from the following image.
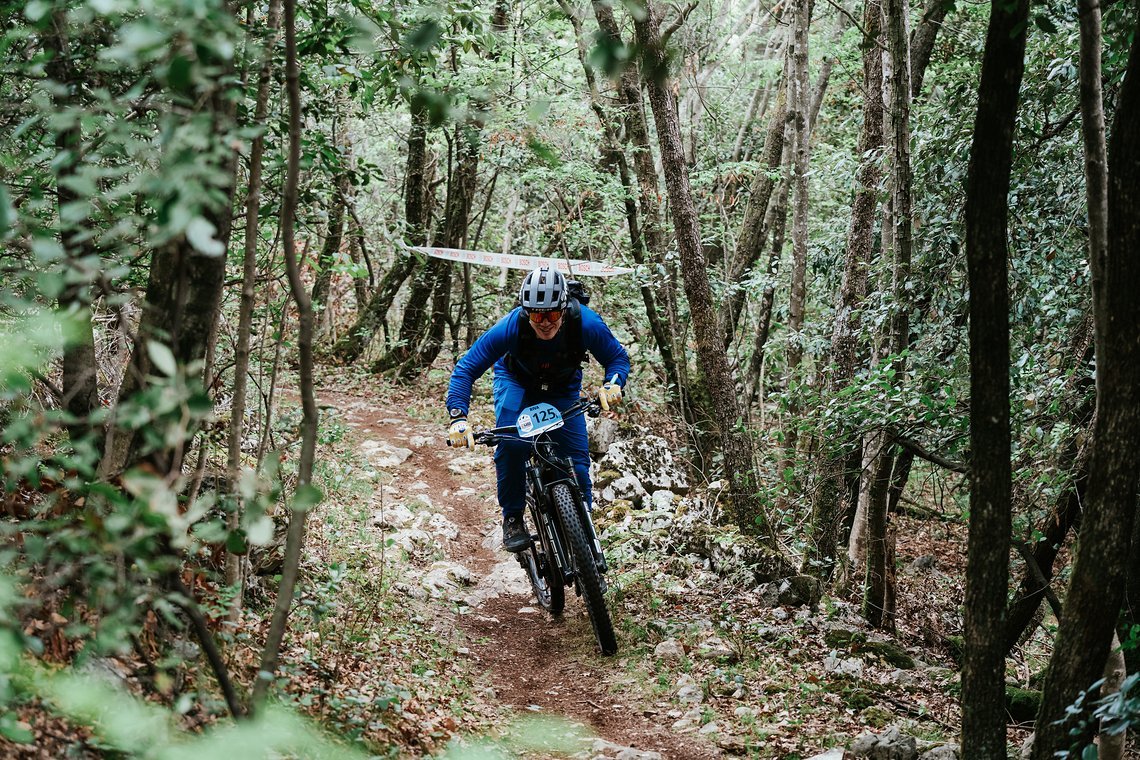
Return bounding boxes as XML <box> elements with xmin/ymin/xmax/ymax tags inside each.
<box><xmin>445</xmin><ymin>265</ymin><xmax>630</xmax><ymax>552</ymax></box>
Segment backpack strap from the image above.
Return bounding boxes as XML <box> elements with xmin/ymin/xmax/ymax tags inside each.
<box><xmin>564</xmin><ymin>298</ymin><xmax>588</xmax><ymax>365</ymax></box>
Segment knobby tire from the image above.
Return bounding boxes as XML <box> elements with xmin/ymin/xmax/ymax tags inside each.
<box><xmin>551</xmin><ymin>483</ymin><xmax>617</xmax><ymax>655</ymax></box>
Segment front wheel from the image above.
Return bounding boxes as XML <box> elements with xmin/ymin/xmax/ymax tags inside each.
<box><xmin>551</xmin><ymin>483</ymin><xmax>617</xmax><ymax>655</ymax></box>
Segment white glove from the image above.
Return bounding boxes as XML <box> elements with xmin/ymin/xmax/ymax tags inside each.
<box><xmin>448</xmin><ymin>419</ymin><xmax>474</xmax><ymax>448</ymax></box>
<box><xmin>598</xmin><ymin>375</ymin><xmax>623</xmax><ymax>411</ymax></box>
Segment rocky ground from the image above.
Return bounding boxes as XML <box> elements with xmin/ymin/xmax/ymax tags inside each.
<box><xmin>3</xmin><ymin>369</ymin><xmax>1057</xmax><ymax>759</ymax></box>
<box><xmin>309</xmin><ymin>371</ymin><xmax>981</xmax><ymax>759</ymax></box>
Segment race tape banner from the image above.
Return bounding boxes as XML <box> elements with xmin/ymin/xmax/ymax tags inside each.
<box><xmin>408</xmin><ymin>246</ymin><xmax>634</xmax><ymax>278</ymax></box>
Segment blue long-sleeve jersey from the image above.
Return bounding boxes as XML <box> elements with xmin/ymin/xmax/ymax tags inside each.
<box><xmin>446</xmin><ymin>304</ymin><xmax>630</xmax><ymax>416</ymax></box>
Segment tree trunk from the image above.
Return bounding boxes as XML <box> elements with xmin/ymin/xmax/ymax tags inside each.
<box><xmin>1003</xmin><ymin>412</ymin><xmax>1090</xmax><ymax>654</ymax></box>
<box><xmin>45</xmin><ymin>12</ymin><xmax>101</xmax><ymax>451</ymax></box>
<box><xmin>777</xmin><ymin>0</ymin><xmax>811</xmax><ymax>515</ymax></box>
<box><xmin>722</xmin><ymin>29</ymin><xmax>791</xmax><ymax>348</ymax></box>
<box><xmin>634</xmin><ymin>1</ymin><xmax>774</xmax><ymax>539</ymax></box>
<box><xmin>910</xmin><ymin>0</ymin><xmax>952</xmax><ymax>100</ymax></box>
<box><xmin>861</xmin><ymin>0</ymin><xmax>914</xmax><ymax>629</ymax></box>
<box><xmin>862</xmin><ymin>432</ymin><xmax>894</xmax><ymax>628</ymax></box>
<box><xmin>960</xmin><ymin>0</ymin><xmax>1029</xmax><ymax>753</ymax></box>
<box><xmin>563</xmin><ymin>1</ymin><xmax>687</xmax><ymax>418</ymax></box>
<box><xmin>742</xmin><ymin>145</ymin><xmax>792</xmax><ymax>408</ymax></box>
<box><xmin>251</xmin><ymin>0</ymin><xmax>318</xmax><ymax>710</ymax></box>
<box><xmin>1033</xmin><ymin>1</ymin><xmax>1140</xmax><ymax>754</ymax></box>
<box><xmin>312</xmin><ymin>135</ymin><xmax>349</xmax><ymax>341</ymax></box>
<box><xmin>804</xmin><ymin>0</ymin><xmax>884</xmax><ymax>578</ymax></box>
<box><xmin>384</xmin><ymin>121</ymin><xmax>480</xmax><ymax>378</ymax></box>
<box><xmin>592</xmin><ymin>0</ymin><xmax>692</xmax><ymax>423</ymax></box>
<box><xmin>225</xmin><ymin>0</ymin><xmax>282</xmax><ymax>615</ymax></box>
<box><xmin>331</xmin><ymin>102</ymin><xmax>429</xmax><ymax>365</ymax></box>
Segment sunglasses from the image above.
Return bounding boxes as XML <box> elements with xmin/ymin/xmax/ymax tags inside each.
<box><xmin>527</xmin><ymin>309</ymin><xmax>564</xmax><ymax>325</ymax></box>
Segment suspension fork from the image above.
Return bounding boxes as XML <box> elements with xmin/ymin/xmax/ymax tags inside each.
<box><xmin>526</xmin><ymin>461</ymin><xmax>568</xmax><ymax>577</ymax></box>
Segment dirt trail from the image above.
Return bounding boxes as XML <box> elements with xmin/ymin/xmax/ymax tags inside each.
<box><xmin>322</xmin><ymin>386</ymin><xmax>704</xmax><ymax>759</ymax></box>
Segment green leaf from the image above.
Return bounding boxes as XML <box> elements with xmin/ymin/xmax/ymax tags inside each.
<box><xmin>402</xmin><ymin>20</ymin><xmax>441</xmax><ymax>54</ymax></box>
<box><xmin>167</xmin><ymin>55</ymin><xmax>193</xmax><ymax>95</ymax></box>
<box><xmin>0</xmin><ymin>184</ymin><xmax>13</xmax><ymax>238</ymax></box>
<box><xmin>226</xmin><ymin>530</ymin><xmax>249</xmax><ymax>554</ymax></box>
<box><xmin>525</xmin><ymin>99</ymin><xmax>551</xmax><ymax>124</ymax></box>
<box><xmin>24</xmin><ymin>0</ymin><xmax>50</xmax><ymax>21</ymax></box>
<box><xmin>247</xmin><ymin>516</ymin><xmax>274</xmax><ymax>546</ymax></box>
<box><xmin>147</xmin><ymin>341</ymin><xmax>177</xmax><ymax>377</ymax></box>
<box><xmin>186</xmin><ymin>216</ymin><xmax>225</xmax><ymax>256</ymax></box>
<box><xmin>0</xmin><ymin>714</ymin><xmax>34</xmax><ymax>744</ymax></box>
<box><xmin>292</xmin><ymin>484</ymin><xmax>323</xmax><ymax>511</ymax></box>
<box><xmin>527</xmin><ymin>137</ymin><xmax>561</xmax><ymax>168</ymax></box>
<box><xmin>1033</xmin><ymin>14</ymin><xmax>1058</xmax><ymax>33</ymax></box>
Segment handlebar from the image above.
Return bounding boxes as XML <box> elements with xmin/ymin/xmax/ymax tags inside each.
<box><xmin>448</xmin><ymin>396</ymin><xmax>603</xmax><ymax>448</ymax></box>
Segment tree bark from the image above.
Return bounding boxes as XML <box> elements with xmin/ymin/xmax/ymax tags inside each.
<box><xmin>251</xmin><ymin>0</ymin><xmax>318</xmax><ymax>710</ymax></box>
<box><xmin>226</xmin><ymin>0</ymin><xmax>282</xmax><ymax>615</ymax></box>
<box><xmin>331</xmin><ymin>102</ymin><xmax>429</xmax><ymax>364</ymax></box>
<box><xmin>742</xmin><ymin>144</ymin><xmax>793</xmax><ymax>408</ymax></box>
<box><xmin>805</xmin><ymin>0</ymin><xmax>884</xmax><ymax>578</ymax></box>
<box><xmin>312</xmin><ymin>126</ymin><xmax>349</xmax><ymax>340</ymax></box>
<box><xmin>592</xmin><ymin>0</ymin><xmax>691</xmax><ymax>421</ymax></box>
<box><xmin>46</xmin><ymin>11</ymin><xmax>101</xmax><ymax>451</ymax></box>
<box><xmin>861</xmin><ymin>0</ymin><xmax>913</xmax><ymax>629</ymax></box>
<box><xmin>635</xmin><ymin>0</ymin><xmax>774</xmax><ymax>539</ymax></box>
<box><xmin>960</xmin><ymin>0</ymin><xmax>1028</xmax><ymax>753</ymax></box>
<box><xmin>777</xmin><ymin>0</ymin><xmax>811</xmax><ymax>517</ymax></box>
<box><xmin>563</xmin><ymin>1</ymin><xmax>686</xmax><ymax>417</ymax></box>
<box><xmin>1033</xmin><ymin>1</ymin><xmax>1140</xmax><ymax>754</ymax></box>
<box><xmin>722</xmin><ymin>30</ymin><xmax>791</xmax><ymax>348</ymax></box>
<box><xmin>384</xmin><ymin>119</ymin><xmax>480</xmax><ymax>379</ymax></box>
<box><xmin>1003</xmin><ymin>411</ymin><xmax>1090</xmax><ymax>654</ymax></box>
<box><xmin>909</xmin><ymin>0</ymin><xmax>951</xmax><ymax>99</ymax></box>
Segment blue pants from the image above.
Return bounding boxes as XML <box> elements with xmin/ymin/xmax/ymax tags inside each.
<box><xmin>493</xmin><ymin>374</ymin><xmax>591</xmax><ymax>517</ymax></box>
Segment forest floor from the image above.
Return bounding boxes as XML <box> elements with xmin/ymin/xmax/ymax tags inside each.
<box><xmin>5</xmin><ymin>365</ymin><xmax>1059</xmax><ymax>759</ymax></box>
<box><xmin>259</xmin><ymin>366</ymin><xmax>1033</xmax><ymax>759</ymax></box>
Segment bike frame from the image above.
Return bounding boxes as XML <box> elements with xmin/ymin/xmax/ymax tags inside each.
<box><xmin>524</xmin><ymin>438</ymin><xmax>606</xmax><ymax>590</ymax></box>
<box><xmin>476</xmin><ymin>398</ymin><xmax>607</xmax><ymax>590</ymax></box>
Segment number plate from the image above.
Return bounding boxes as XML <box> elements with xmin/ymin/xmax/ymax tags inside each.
<box><xmin>516</xmin><ymin>403</ymin><xmax>564</xmax><ymax>438</ymax></box>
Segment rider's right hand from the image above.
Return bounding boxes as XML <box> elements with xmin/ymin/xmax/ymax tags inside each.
<box><xmin>448</xmin><ymin>418</ymin><xmax>474</xmax><ymax>448</ymax></box>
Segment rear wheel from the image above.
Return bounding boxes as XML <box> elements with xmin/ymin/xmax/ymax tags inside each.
<box><xmin>525</xmin><ymin>490</ymin><xmax>564</xmax><ymax>614</ymax></box>
<box><xmin>551</xmin><ymin>483</ymin><xmax>617</xmax><ymax>655</ymax></box>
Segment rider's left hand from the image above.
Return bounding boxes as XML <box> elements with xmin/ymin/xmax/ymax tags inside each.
<box><xmin>598</xmin><ymin>375</ymin><xmax>623</xmax><ymax>411</ymax></box>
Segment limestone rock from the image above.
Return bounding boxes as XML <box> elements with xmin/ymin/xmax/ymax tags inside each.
<box><xmin>598</xmin><ymin>436</ymin><xmax>689</xmax><ymax>494</ymax></box>
<box><xmin>654</xmin><ymin>639</ymin><xmax>685</xmax><ymax>661</ymax></box>
<box><xmin>360</xmin><ymin>440</ymin><xmax>413</xmax><ymax>469</ymax></box>
<box><xmin>600</xmin><ymin>475</ymin><xmax>648</xmax><ymax>507</ymax></box>
<box><xmin>675</xmin><ymin>674</ymin><xmax>704</xmax><ymax>704</ymax></box>
<box><xmin>448</xmin><ymin>452</ymin><xmax>489</xmax><ymax>477</ymax></box>
<box><xmin>918</xmin><ymin>745</ymin><xmax>959</xmax><ymax>760</ymax></box>
<box><xmin>420</xmin><ymin>561</ymin><xmax>474</xmax><ymax>598</ymax></box>
<box><xmin>371</xmin><ymin>503</ymin><xmax>415</xmax><ymax>529</ymax></box>
<box><xmin>463</xmin><ymin>558</ymin><xmax>532</xmax><ymax>607</ymax></box>
<box><xmin>587</xmin><ymin>415</ymin><xmax>620</xmax><ymax>456</ymax></box>
<box><xmin>849</xmin><ymin>727</ymin><xmax>918</xmax><ymax>760</ymax></box>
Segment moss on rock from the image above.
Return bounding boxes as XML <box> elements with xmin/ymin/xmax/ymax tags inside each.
<box><xmin>823</xmin><ymin>628</ymin><xmax>916</xmax><ymax>669</ymax></box>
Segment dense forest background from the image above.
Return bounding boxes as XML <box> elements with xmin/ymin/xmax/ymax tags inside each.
<box><xmin>1</xmin><ymin>0</ymin><xmax>1139</xmax><ymax>756</ymax></box>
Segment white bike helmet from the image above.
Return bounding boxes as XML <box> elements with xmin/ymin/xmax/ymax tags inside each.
<box><xmin>519</xmin><ymin>266</ymin><xmax>568</xmax><ymax>312</ymax></box>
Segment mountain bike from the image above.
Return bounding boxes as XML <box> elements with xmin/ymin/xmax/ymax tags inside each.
<box><xmin>470</xmin><ymin>397</ymin><xmax>617</xmax><ymax>655</ymax></box>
